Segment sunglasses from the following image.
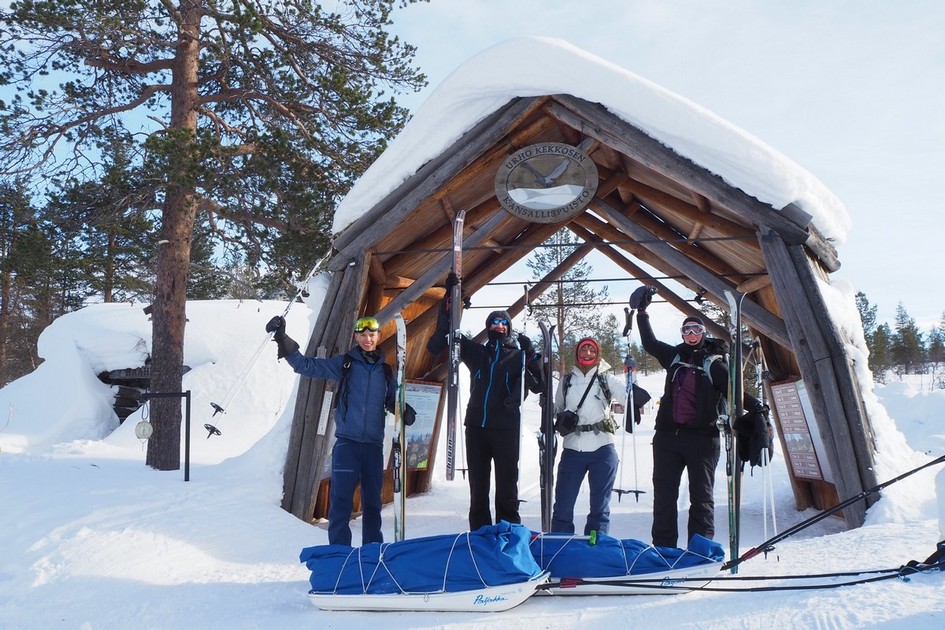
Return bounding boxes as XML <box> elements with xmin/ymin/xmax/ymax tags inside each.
<box><xmin>681</xmin><ymin>324</ymin><xmax>705</xmax><ymax>335</ymax></box>
<box><xmin>354</xmin><ymin>317</ymin><xmax>380</xmax><ymax>333</ymax></box>
<box><xmin>490</xmin><ymin>318</ymin><xmax>509</xmax><ymax>326</ymax></box>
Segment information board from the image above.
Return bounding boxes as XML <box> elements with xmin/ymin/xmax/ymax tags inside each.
<box><xmin>770</xmin><ymin>380</ymin><xmax>824</xmax><ymax>481</ymax></box>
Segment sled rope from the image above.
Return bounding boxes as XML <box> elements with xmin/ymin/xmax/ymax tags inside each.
<box><xmin>442</xmin><ymin>532</ymin><xmax>492</xmax><ymax>592</ymax></box>
<box><xmin>548</xmin><ymin>552</ymin><xmax>945</xmax><ymax>593</ymax></box>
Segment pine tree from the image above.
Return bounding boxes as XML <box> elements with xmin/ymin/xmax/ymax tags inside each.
<box><xmin>598</xmin><ymin>313</ymin><xmax>623</xmax><ymax>375</ymax></box>
<box><xmin>43</xmin><ymin>147</ymin><xmax>157</xmax><ymax>303</ymax></box>
<box><xmin>927</xmin><ymin>312</ymin><xmax>945</xmax><ymax>389</ymax></box>
<box><xmin>855</xmin><ymin>291</ymin><xmax>878</xmax><ymax>339</ymax></box>
<box><xmin>871</xmin><ymin>323</ymin><xmax>893</xmax><ymax>384</ymax></box>
<box><xmin>525</xmin><ymin>229</ymin><xmax>608</xmax><ymax>375</ymax></box>
<box><xmin>0</xmin><ymin>1</ymin><xmax>426</xmax><ymax>470</ymax></box>
<box><xmin>891</xmin><ymin>303</ymin><xmax>925</xmax><ymax>378</ymax></box>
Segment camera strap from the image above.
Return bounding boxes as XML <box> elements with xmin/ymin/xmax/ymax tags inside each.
<box><xmin>571</xmin><ymin>368</ymin><xmax>599</xmax><ymax>411</ymax></box>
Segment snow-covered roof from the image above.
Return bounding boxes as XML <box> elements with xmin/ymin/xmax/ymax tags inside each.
<box><xmin>334</xmin><ymin>36</ymin><xmax>849</xmax><ymax>244</ymax></box>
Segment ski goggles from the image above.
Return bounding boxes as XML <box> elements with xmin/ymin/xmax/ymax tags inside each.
<box><xmin>681</xmin><ymin>324</ymin><xmax>705</xmax><ymax>335</ymax></box>
<box><xmin>354</xmin><ymin>316</ymin><xmax>380</xmax><ymax>333</ymax></box>
<box><xmin>489</xmin><ymin>318</ymin><xmax>510</xmax><ymax>326</ymax></box>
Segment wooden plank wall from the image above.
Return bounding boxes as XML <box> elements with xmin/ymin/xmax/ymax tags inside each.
<box><xmin>759</xmin><ymin>230</ymin><xmax>875</xmax><ymax>527</ymax></box>
<box><xmin>281</xmin><ymin>261</ymin><xmax>363</xmax><ymax>521</ymax></box>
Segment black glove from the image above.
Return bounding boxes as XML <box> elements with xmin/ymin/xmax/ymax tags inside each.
<box><xmin>276</xmin><ymin>335</ymin><xmax>299</xmax><ymax>360</ymax></box>
<box><xmin>266</xmin><ymin>315</ymin><xmax>287</xmax><ymax>339</ymax></box>
<box><xmin>266</xmin><ymin>316</ymin><xmax>299</xmax><ymax>359</ymax></box>
<box><xmin>404</xmin><ymin>403</ymin><xmax>417</xmax><ymax>426</ymax></box>
<box><xmin>518</xmin><ymin>333</ymin><xmax>535</xmax><ymax>357</ymax></box>
<box><xmin>629</xmin><ymin>285</ymin><xmax>657</xmax><ymax>310</ymax></box>
<box><xmin>445</xmin><ymin>272</ymin><xmax>459</xmax><ymax>290</ymax></box>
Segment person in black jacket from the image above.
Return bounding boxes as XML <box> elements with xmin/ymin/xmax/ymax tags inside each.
<box><xmin>632</xmin><ymin>287</ymin><xmax>728</xmax><ymax>549</ymax></box>
<box><xmin>427</xmin><ymin>280</ymin><xmax>544</xmax><ymax>530</ymax></box>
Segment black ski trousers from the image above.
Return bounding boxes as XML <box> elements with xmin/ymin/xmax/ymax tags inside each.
<box><xmin>651</xmin><ymin>427</ymin><xmax>720</xmax><ymax>548</ymax></box>
<box><xmin>465</xmin><ymin>425</ymin><xmax>521</xmax><ymax>530</ymax></box>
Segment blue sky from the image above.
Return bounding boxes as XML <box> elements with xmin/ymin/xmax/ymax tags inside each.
<box><xmin>387</xmin><ymin>0</ymin><xmax>943</xmax><ymax>332</ymax></box>
<box><xmin>1</xmin><ymin>1</ymin><xmax>938</xmax><ymax>332</ymax></box>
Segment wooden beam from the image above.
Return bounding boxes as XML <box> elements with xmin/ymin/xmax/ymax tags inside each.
<box><xmin>619</xmin><ymin>177</ymin><xmax>757</xmax><ymax>240</ymax></box>
<box><xmin>330</xmin><ymin>97</ymin><xmax>546</xmax><ymax>265</ymax></box>
<box><xmin>368</xmin><ymin>255</ymin><xmax>387</xmax><ymax>286</ymax></box>
<box><xmin>626</xmin><ymin>198</ymin><xmax>749</xmax><ymax>283</ymax></box>
<box><xmin>760</xmin><ymin>231</ymin><xmax>866</xmax><ymax>526</ymax></box>
<box><xmin>565</xmin><ymin>221</ymin><xmax>729</xmax><ymax>340</ymax></box>
<box><xmin>373</xmin><ymin>210</ymin><xmax>512</xmax><ymax>324</ymax></box>
<box><xmin>544</xmin><ymin>96</ymin><xmax>840</xmax><ymax>271</ymax></box>
<box><xmin>281</xmin><ymin>268</ymin><xmax>346</xmax><ymax>516</ymax></box>
<box><xmin>735</xmin><ymin>273</ymin><xmax>772</xmax><ymax>294</ymax></box>
<box><xmin>594</xmin><ymin>196</ymin><xmax>791</xmax><ymax>348</ymax></box>
<box><xmin>785</xmin><ymin>240</ymin><xmax>878</xmax><ymax>494</ymax></box>
<box><xmin>471</xmin><ymin>242</ymin><xmax>596</xmax><ymax>344</ymax></box>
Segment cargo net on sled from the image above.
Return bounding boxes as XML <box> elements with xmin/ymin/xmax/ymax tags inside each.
<box><xmin>300</xmin><ymin>521</ymin><xmax>544</xmax><ymax>595</ymax></box>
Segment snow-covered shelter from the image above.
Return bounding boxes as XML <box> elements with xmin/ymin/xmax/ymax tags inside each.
<box><xmin>281</xmin><ymin>38</ymin><xmax>877</xmax><ymax>530</ymax></box>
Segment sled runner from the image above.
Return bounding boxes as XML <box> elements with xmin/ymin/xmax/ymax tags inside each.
<box><xmin>306</xmin><ymin>571</ymin><xmax>548</xmax><ymax>612</ymax></box>
<box><xmin>530</xmin><ymin>532</ymin><xmax>724</xmax><ymax>595</ymax></box>
<box><xmin>300</xmin><ymin>521</ymin><xmax>548</xmax><ymax>612</ymax></box>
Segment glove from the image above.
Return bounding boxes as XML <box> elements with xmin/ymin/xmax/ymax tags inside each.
<box><xmin>275</xmin><ymin>335</ymin><xmax>299</xmax><ymax>360</ymax></box>
<box><xmin>518</xmin><ymin>333</ymin><xmax>535</xmax><ymax>357</ymax></box>
<box><xmin>629</xmin><ymin>285</ymin><xmax>657</xmax><ymax>310</ymax></box>
<box><xmin>266</xmin><ymin>315</ymin><xmax>287</xmax><ymax>339</ymax></box>
<box><xmin>445</xmin><ymin>272</ymin><xmax>459</xmax><ymax>290</ymax></box>
<box><xmin>404</xmin><ymin>403</ymin><xmax>417</xmax><ymax>426</ymax></box>
<box><xmin>266</xmin><ymin>316</ymin><xmax>299</xmax><ymax>359</ymax></box>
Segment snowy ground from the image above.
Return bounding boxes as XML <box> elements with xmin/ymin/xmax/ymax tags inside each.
<box><xmin>1</xmin><ymin>300</ymin><xmax>944</xmax><ymax>629</ymax></box>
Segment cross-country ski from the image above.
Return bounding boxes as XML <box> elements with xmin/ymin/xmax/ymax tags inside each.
<box><xmin>445</xmin><ymin>208</ymin><xmax>467</xmax><ymax>482</ymax></box>
<box><xmin>537</xmin><ymin>320</ymin><xmax>556</xmax><ymax>533</ymax></box>
<box><xmin>392</xmin><ymin>313</ymin><xmax>408</xmax><ymax>541</ymax></box>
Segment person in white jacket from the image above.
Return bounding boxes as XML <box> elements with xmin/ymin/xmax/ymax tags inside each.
<box><xmin>550</xmin><ymin>337</ymin><xmax>626</xmax><ymax>535</ymax></box>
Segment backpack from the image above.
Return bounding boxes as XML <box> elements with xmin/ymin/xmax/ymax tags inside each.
<box><xmin>562</xmin><ymin>370</ymin><xmax>612</xmax><ymax>402</ymax></box>
<box><xmin>560</xmin><ymin>370</ymin><xmax>616</xmax><ymax>434</ymax></box>
<box><xmin>733</xmin><ymin>397</ymin><xmax>775</xmax><ymax>468</ymax></box>
<box><xmin>669</xmin><ymin>337</ymin><xmax>728</xmax><ymax>417</ymax></box>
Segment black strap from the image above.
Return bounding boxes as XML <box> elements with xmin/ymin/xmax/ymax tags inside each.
<box><xmin>573</xmin><ymin>369</ymin><xmax>599</xmax><ymax>411</ymax></box>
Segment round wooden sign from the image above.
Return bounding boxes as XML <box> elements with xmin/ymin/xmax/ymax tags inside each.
<box><xmin>495</xmin><ymin>143</ymin><xmax>598</xmax><ymax>223</ymax></box>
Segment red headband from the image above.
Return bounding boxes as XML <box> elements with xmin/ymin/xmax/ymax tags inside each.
<box><xmin>576</xmin><ymin>338</ymin><xmax>600</xmax><ymax>366</ymax></box>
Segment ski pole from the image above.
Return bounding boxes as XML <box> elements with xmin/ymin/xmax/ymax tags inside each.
<box><xmin>613</xmin><ymin>306</ymin><xmax>644</xmax><ymax>502</ymax></box>
<box><xmin>722</xmin><ymin>453</ymin><xmax>945</xmax><ymax>572</ymax></box>
<box><xmin>204</xmin><ymin>256</ymin><xmax>325</xmax><ymax>437</ymax></box>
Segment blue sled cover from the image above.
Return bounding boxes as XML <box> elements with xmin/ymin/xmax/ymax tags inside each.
<box><xmin>529</xmin><ymin>532</ymin><xmax>725</xmax><ymax>578</ymax></box>
<box><xmin>300</xmin><ymin>520</ymin><xmax>544</xmax><ymax>595</ymax></box>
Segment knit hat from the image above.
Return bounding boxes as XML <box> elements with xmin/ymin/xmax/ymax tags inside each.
<box><xmin>575</xmin><ymin>337</ymin><xmax>600</xmax><ymax>367</ymax></box>
<box><xmin>485</xmin><ymin>310</ymin><xmax>512</xmax><ymax>341</ymax></box>
<box><xmin>682</xmin><ymin>315</ymin><xmax>705</xmax><ymax>327</ymax></box>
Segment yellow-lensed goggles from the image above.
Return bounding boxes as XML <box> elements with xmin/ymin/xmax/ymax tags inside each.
<box><xmin>354</xmin><ymin>316</ymin><xmax>380</xmax><ymax>333</ymax></box>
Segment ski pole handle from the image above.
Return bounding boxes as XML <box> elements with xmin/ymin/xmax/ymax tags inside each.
<box><xmin>622</xmin><ymin>307</ymin><xmax>634</xmax><ymax>337</ymax></box>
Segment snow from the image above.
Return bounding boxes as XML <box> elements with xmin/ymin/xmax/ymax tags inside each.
<box><xmin>333</xmin><ymin>37</ymin><xmax>849</xmax><ymax>244</ymax></box>
<box><xmin>1</xmin><ymin>298</ymin><xmax>944</xmax><ymax>629</ymax></box>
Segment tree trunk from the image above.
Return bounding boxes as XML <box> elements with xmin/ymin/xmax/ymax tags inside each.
<box><xmin>146</xmin><ymin>3</ymin><xmax>202</xmax><ymax>471</ymax></box>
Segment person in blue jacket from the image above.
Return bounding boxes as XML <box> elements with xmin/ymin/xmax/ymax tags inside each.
<box><xmin>427</xmin><ymin>277</ymin><xmax>544</xmax><ymax>530</ymax></box>
<box><xmin>266</xmin><ymin>314</ymin><xmax>413</xmax><ymax>546</ymax></box>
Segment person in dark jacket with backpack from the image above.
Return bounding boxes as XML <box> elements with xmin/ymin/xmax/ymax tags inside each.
<box><xmin>631</xmin><ymin>286</ymin><xmax>728</xmax><ymax>549</ymax></box>
<box><xmin>427</xmin><ymin>280</ymin><xmax>544</xmax><ymax>530</ymax></box>
<box><xmin>267</xmin><ymin>314</ymin><xmax>413</xmax><ymax>546</ymax></box>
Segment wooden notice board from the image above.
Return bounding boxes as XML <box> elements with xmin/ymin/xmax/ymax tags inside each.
<box><xmin>770</xmin><ymin>380</ymin><xmax>825</xmax><ymax>481</ymax></box>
